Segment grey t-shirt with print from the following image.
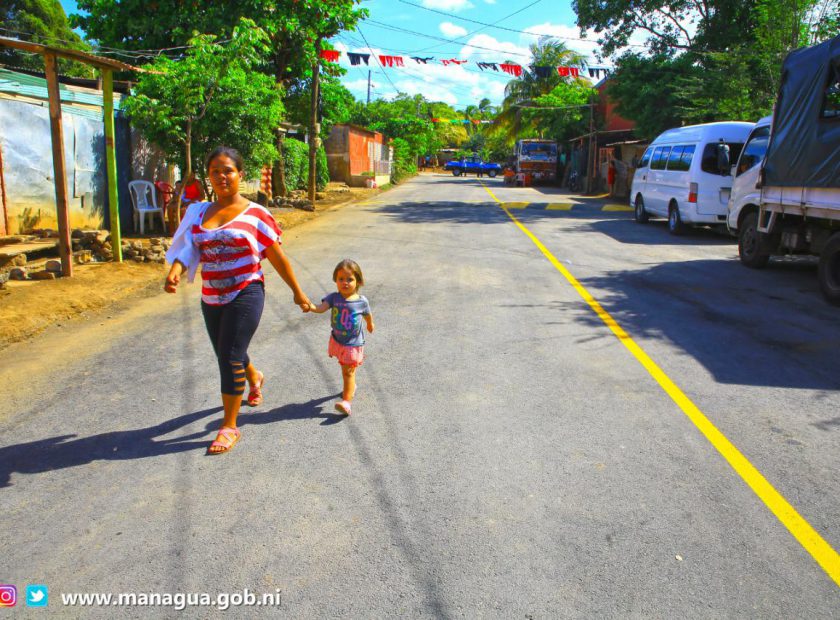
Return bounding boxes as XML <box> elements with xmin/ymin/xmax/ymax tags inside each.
<box><xmin>323</xmin><ymin>292</ymin><xmax>371</xmax><ymax>346</ymax></box>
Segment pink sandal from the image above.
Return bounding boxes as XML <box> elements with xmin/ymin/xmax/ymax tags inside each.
<box><xmin>207</xmin><ymin>426</ymin><xmax>240</xmax><ymax>455</ymax></box>
<box><xmin>335</xmin><ymin>400</ymin><xmax>352</xmax><ymax>416</ymax></box>
<box><xmin>247</xmin><ymin>372</ymin><xmax>264</xmax><ymax>407</ymax></box>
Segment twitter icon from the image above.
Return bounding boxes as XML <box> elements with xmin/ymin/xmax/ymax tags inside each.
<box><xmin>26</xmin><ymin>585</ymin><xmax>48</xmax><ymax>607</ymax></box>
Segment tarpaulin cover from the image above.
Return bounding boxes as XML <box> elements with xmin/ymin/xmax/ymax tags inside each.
<box><xmin>764</xmin><ymin>35</ymin><xmax>840</xmax><ymax>188</ymax></box>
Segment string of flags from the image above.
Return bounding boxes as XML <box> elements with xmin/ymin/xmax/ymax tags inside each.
<box><xmin>431</xmin><ymin>118</ymin><xmax>495</xmax><ymax>124</ymax></box>
<box><xmin>318</xmin><ymin>49</ymin><xmax>609</xmax><ymax>78</ymax></box>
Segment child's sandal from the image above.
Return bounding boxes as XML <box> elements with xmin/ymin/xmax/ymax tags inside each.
<box><xmin>335</xmin><ymin>400</ymin><xmax>352</xmax><ymax>416</ymax></box>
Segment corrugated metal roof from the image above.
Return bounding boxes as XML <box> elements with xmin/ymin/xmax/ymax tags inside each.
<box><xmin>0</xmin><ymin>67</ymin><xmax>123</xmax><ymax>120</ymax></box>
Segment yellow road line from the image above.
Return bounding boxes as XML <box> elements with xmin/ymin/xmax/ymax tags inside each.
<box><xmin>482</xmin><ymin>182</ymin><xmax>840</xmax><ymax>588</ymax></box>
<box><xmin>546</xmin><ymin>203</ymin><xmax>574</xmax><ymax>211</ymax></box>
<box><xmin>502</xmin><ymin>202</ymin><xmax>530</xmax><ymax>209</ymax></box>
<box><xmin>603</xmin><ymin>204</ymin><xmax>633</xmax><ymax>212</ymax></box>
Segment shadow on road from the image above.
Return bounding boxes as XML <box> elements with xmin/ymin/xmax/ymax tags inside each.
<box><xmin>0</xmin><ymin>396</ymin><xmax>349</xmax><ymax>487</ymax></box>
<box><xmin>0</xmin><ymin>406</ymin><xmax>221</xmax><ymax>488</ymax></box>
<box><xmin>566</xmin><ymin>258</ymin><xmax>840</xmax><ymax>393</ymax></box>
<box><xmin>240</xmin><ymin>394</ymin><xmax>346</xmax><ymax>427</ymax></box>
<box><xmin>584</xmin><ymin>217</ymin><xmax>735</xmax><ymax>246</ymax></box>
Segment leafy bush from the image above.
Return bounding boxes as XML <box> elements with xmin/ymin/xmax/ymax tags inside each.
<box><xmin>317</xmin><ymin>146</ymin><xmax>329</xmax><ymax>191</ymax></box>
<box><xmin>282</xmin><ymin>138</ymin><xmax>328</xmax><ymax>191</ymax></box>
<box><xmin>391</xmin><ymin>137</ymin><xmax>417</xmax><ymax>184</ymax></box>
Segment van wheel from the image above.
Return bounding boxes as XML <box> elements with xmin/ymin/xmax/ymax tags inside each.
<box><xmin>668</xmin><ymin>204</ymin><xmax>685</xmax><ymax>235</ymax></box>
<box><xmin>818</xmin><ymin>233</ymin><xmax>840</xmax><ymax>306</ymax></box>
<box><xmin>738</xmin><ymin>211</ymin><xmax>770</xmax><ymax>268</ymax></box>
<box><xmin>452</xmin><ymin>169</ymin><xmax>461</xmax><ymax>177</ymax></box>
<box><xmin>488</xmin><ymin>169</ymin><xmax>497</xmax><ymax>178</ymax></box>
<box><xmin>634</xmin><ymin>195</ymin><xmax>649</xmax><ymax>223</ymax></box>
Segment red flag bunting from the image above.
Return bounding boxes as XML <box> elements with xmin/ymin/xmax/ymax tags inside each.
<box><xmin>319</xmin><ymin>49</ymin><xmax>340</xmax><ymax>63</ymax></box>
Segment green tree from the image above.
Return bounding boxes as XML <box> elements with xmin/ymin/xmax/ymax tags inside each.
<box><xmin>606</xmin><ymin>53</ymin><xmax>699</xmax><ymax>139</ymax></box>
<box><xmin>72</xmin><ymin>0</ymin><xmax>368</xmax><ymax>197</ymax></box>
<box><xmin>122</xmin><ymin>19</ymin><xmax>282</xmax><ymax>185</ymax></box>
<box><xmin>604</xmin><ymin>0</ymin><xmax>838</xmax><ymax>133</ymax></box>
<box><xmin>0</xmin><ymin>0</ymin><xmax>92</xmax><ymax>76</ymax></box>
<box><xmin>493</xmin><ymin>39</ymin><xmax>591</xmax><ymax>143</ymax></box>
<box><xmin>284</xmin><ymin>75</ymin><xmax>356</xmax><ymax>139</ymax></box>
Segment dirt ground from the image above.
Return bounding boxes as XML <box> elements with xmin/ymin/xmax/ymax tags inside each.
<box><xmin>0</xmin><ymin>185</ymin><xmax>380</xmax><ymax>349</ymax></box>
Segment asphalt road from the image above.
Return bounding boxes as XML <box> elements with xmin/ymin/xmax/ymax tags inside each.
<box><xmin>2</xmin><ymin>173</ymin><xmax>839</xmax><ymax>618</ymax></box>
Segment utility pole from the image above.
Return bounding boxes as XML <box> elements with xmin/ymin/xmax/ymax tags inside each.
<box><xmin>308</xmin><ymin>39</ymin><xmax>321</xmax><ymax>205</ymax></box>
<box><xmin>367</xmin><ymin>70</ymin><xmax>371</xmax><ymax>105</ymax></box>
<box><xmin>586</xmin><ymin>92</ymin><xmax>595</xmax><ymax>195</ymax></box>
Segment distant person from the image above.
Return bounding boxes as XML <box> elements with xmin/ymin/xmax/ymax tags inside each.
<box><xmin>307</xmin><ymin>259</ymin><xmax>374</xmax><ymax>416</ymax></box>
<box><xmin>164</xmin><ymin>146</ymin><xmax>312</xmax><ymax>454</ymax></box>
<box><xmin>180</xmin><ymin>171</ymin><xmax>205</xmax><ymax>209</ymax></box>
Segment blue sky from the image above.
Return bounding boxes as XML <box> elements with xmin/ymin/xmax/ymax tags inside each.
<box><xmin>60</xmin><ymin>0</ymin><xmax>617</xmax><ymax>109</ymax></box>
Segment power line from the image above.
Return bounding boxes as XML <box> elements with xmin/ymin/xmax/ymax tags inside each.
<box><xmin>395</xmin><ymin>0</ymin><xmax>647</xmax><ymax>49</ymax></box>
<box><xmin>408</xmin><ymin>0</ymin><xmax>543</xmax><ymax>55</ymax></box>
<box><xmin>355</xmin><ymin>25</ymin><xmax>401</xmax><ymax>98</ymax></box>
<box><xmin>365</xmin><ymin>19</ymin><xmax>531</xmax><ymax>58</ymax></box>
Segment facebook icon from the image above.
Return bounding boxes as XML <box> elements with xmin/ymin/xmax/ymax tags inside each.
<box><xmin>25</xmin><ymin>585</ymin><xmax>48</xmax><ymax>607</ymax></box>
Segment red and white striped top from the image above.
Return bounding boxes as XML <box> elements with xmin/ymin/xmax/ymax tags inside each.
<box><xmin>192</xmin><ymin>202</ymin><xmax>282</xmax><ymax>306</ymax></box>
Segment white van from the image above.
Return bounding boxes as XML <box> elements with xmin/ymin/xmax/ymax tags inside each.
<box><xmin>726</xmin><ymin>116</ymin><xmax>773</xmax><ymax>237</ymax></box>
<box><xmin>631</xmin><ymin>122</ymin><xmax>753</xmax><ymax>234</ymax></box>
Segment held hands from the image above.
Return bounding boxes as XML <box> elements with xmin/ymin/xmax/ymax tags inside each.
<box><xmin>293</xmin><ymin>292</ymin><xmax>312</xmax><ymax>313</ymax></box>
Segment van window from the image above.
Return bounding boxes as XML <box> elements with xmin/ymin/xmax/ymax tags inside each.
<box><xmin>637</xmin><ymin>147</ymin><xmax>652</xmax><ymax>168</ymax></box>
<box><xmin>650</xmin><ymin>146</ymin><xmax>671</xmax><ymax>170</ymax></box>
<box><xmin>822</xmin><ymin>66</ymin><xmax>840</xmax><ymax>119</ymax></box>
<box><xmin>666</xmin><ymin>145</ymin><xmax>694</xmax><ymax>171</ymax></box>
<box><xmin>736</xmin><ymin>127</ymin><xmax>770</xmax><ymax>176</ymax></box>
<box><xmin>701</xmin><ymin>142</ymin><xmax>744</xmax><ymax>175</ymax></box>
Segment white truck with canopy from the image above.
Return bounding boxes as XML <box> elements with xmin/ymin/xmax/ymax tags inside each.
<box><xmin>728</xmin><ymin>34</ymin><xmax>840</xmax><ymax>304</ymax></box>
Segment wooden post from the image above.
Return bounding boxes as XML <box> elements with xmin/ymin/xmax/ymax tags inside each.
<box><xmin>44</xmin><ymin>52</ymin><xmax>73</xmax><ymax>277</ymax></box>
<box><xmin>308</xmin><ymin>40</ymin><xmax>321</xmax><ymax>204</ymax></box>
<box><xmin>102</xmin><ymin>69</ymin><xmax>122</xmax><ymax>262</ymax></box>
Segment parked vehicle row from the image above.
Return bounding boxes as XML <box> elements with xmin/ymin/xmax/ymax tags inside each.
<box><xmin>630</xmin><ymin>34</ymin><xmax>839</xmax><ymax>305</ymax></box>
<box><xmin>630</xmin><ymin>121</ymin><xmax>751</xmax><ymax>234</ymax></box>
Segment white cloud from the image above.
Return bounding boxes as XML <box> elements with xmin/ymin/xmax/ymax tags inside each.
<box><xmin>440</xmin><ymin>21</ymin><xmax>468</xmax><ymax>38</ymax></box>
<box><xmin>459</xmin><ymin>34</ymin><xmax>531</xmax><ymax>62</ymax></box>
<box><xmin>421</xmin><ymin>0</ymin><xmax>474</xmax><ymax>11</ymax></box>
<box><xmin>521</xmin><ymin>23</ymin><xmax>602</xmax><ymax>61</ymax></box>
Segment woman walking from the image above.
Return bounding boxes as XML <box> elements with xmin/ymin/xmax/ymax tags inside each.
<box><xmin>164</xmin><ymin>146</ymin><xmax>311</xmax><ymax>454</ymax></box>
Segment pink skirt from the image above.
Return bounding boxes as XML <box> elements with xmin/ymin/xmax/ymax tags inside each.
<box><xmin>328</xmin><ymin>337</ymin><xmax>365</xmax><ymax>367</ymax></box>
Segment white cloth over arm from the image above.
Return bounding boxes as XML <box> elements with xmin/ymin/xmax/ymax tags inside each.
<box><xmin>164</xmin><ymin>201</ymin><xmax>206</xmax><ymax>283</ymax></box>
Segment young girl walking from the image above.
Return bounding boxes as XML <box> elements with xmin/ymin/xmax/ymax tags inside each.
<box><xmin>309</xmin><ymin>260</ymin><xmax>374</xmax><ymax>415</ymax></box>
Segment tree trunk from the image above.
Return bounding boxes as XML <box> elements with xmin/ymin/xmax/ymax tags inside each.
<box><xmin>172</xmin><ymin>120</ymin><xmax>191</xmax><ymax>229</ymax></box>
<box><xmin>308</xmin><ymin>40</ymin><xmax>321</xmax><ymax>205</ymax></box>
<box><xmin>273</xmin><ymin>128</ymin><xmax>287</xmax><ymax>198</ymax></box>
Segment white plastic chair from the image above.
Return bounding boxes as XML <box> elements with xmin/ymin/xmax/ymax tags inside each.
<box><xmin>128</xmin><ymin>180</ymin><xmax>166</xmax><ymax>234</ymax></box>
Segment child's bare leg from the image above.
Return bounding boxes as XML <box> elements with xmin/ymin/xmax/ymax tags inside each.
<box><xmin>341</xmin><ymin>365</ymin><xmax>357</xmax><ymax>401</ymax></box>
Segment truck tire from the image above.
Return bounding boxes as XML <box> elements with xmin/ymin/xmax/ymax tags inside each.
<box><xmin>818</xmin><ymin>233</ymin><xmax>840</xmax><ymax>306</ymax></box>
<box><xmin>668</xmin><ymin>203</ymin><xmax>685</xmax><ymax>236</ymax></box>
<box><xmin>452</xmin><ymin>169</ymin><xmax>461</xmax><ymax>177</ymax></box>
<box><xmin>488</xmin><ymin>169</ymin><xmax>497</xmax><ymax>178</ymax></box>
<box><xmin>634</xmin><ymin>195</ymin><xmax>649</xmax><ymax>223</ymax></box>
<box><xmin>738</xmin><ymin>211</ymin><xmax>770</xmax><ymax>268</ymax></box>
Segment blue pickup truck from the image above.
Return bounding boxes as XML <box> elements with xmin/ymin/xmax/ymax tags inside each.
<box><xmin>444</xmin><ymin>156</ymin><xmax>502</xmax><ymax>178</ymax></box>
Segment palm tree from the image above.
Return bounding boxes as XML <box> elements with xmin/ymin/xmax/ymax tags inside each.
<box><xmin>492</xmin><ymin>38</ymin><xmax>586</xmax><ymax>143</ymax></box>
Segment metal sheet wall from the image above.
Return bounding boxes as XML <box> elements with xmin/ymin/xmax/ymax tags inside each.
<box><xmin>0</xmin><ymin>97</ymin><xmax>107</xmax><ymax>234</ymax></box>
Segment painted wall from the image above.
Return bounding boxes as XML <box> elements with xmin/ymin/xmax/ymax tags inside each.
<box><xmin>0</xmin><ymin>97</ymin><xmax>107</xmax><ymax>234</ymax></box>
